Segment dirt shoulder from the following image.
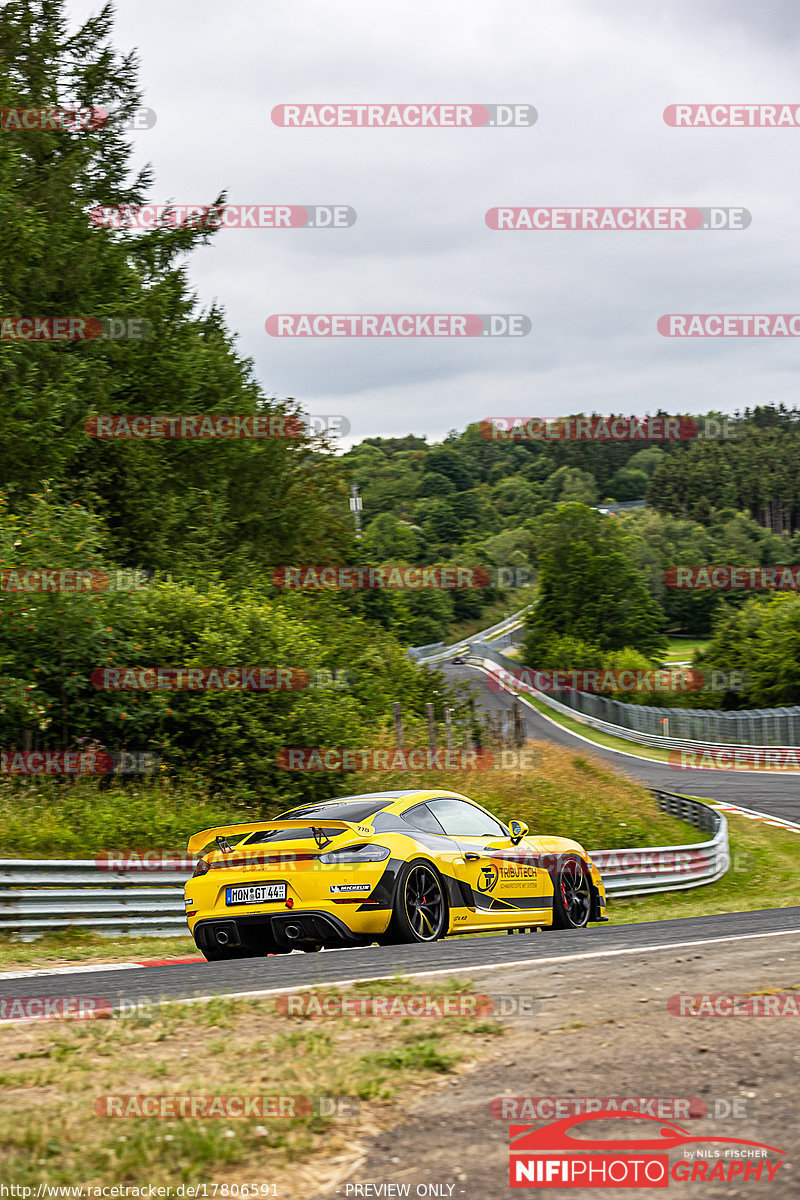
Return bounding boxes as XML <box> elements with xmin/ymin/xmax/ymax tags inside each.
<box><xmin>319</xmin><ymin>930</ymin><xmax>800</xmax><ymax>1199</ymax></box>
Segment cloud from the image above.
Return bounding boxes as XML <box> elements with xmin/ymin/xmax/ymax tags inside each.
<box><xmin>66</xmin><ymin>0</ymin><xmax>800</xmax><ymax>440</ymax></box>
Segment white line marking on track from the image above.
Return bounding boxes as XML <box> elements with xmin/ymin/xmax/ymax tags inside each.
<box><xmin>153</xmin><ymin>926</ymin><xmax>800</xmax><ymax>1009</ymax></box>
<box><xmin>1</xmin><ymin>927</ymin><xmax>799</xmax><ymax>1023</ymax></box>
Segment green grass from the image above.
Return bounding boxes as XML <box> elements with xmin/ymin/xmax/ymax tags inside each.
<box><xmin>445</xmin><ymin>588</ymin><xmax>536</xmax><ymax>644</ymax></box>
<box><xmin>515</xmin><ymin>689</ymin><xmax>673</xmax><ymax>762</ymax></box>
<box><xmin>0</xmin><ymin>776</ymin><xmax>260</xmax><ymax>858</ymax></box>
<box><xmin>364</xmin><ymin>1038</ymin><xmax>462</xmax><ymax>1075</ymax></box>
<box><xmin>0</xmin><ymin>979</ymin><xmax>503</xmax><ymax>1191</ymax></box>
<box><xmin>662</xmin><ymin>637</ymin><xmax>709</xmax><ymax>663</ymax></box>
<box><xmin>608</xmin><ymin>804</ymin><xmax>800</xmax><ymax>924</ymax></box>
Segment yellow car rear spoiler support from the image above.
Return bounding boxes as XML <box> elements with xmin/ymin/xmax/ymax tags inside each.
<box><xmin>187</xmin><ymin>819</ymin><xmax>369</xmax><ymax>854</ymax></box>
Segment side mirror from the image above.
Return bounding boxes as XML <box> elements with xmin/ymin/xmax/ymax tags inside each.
<box><xmin>509</xmin><ymin>819</ymin><xmax>529</xmax><ymax>846</ymax></box>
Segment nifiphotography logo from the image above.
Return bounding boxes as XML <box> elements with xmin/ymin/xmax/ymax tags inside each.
<box><xmin>508</xmin><ymin>1111</ymin><xmax>785</xmax><ymax>1187</ymax></box>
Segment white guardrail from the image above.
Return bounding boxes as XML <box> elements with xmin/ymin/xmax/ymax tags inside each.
<box><xmin>0</xmin><ymin>793</ymin><xmax>728</xmax><ymax>937</ymax></box>
<box><xmin>413</xmin><ymin>606</ymin><xmax>534</xmax><ymax>665</ymax></box>
<box><xmin>468</xmin><ymin>649</ymin><xmax>800</xmax><ymax>760</ymax></box>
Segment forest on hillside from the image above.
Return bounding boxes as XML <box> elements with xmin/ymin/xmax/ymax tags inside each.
<box><xmin>4</xmin><ymin>3</ymin><xmax>800</xmax><ymax>789</ymax></box>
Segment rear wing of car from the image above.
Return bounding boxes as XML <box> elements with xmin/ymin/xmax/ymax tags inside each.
<box><xmin>187</xmin><ymin>819</ymin><xmax>371</xmax><ymax>854</ymax></box>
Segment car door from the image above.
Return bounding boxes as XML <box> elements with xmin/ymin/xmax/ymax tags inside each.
<box><xmin>425</xmin><ymin>797</ymin><xmax>550</xmax><ymax>927</ymax></box>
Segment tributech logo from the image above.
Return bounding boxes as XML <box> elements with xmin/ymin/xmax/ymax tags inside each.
<box><xmin>477</xmin><ymin>863</ymin><xmax>499</xmax><ymax>893</ymax></box>
<box><xmin>508</xmin><ymin>1112</ymin><xmax>784</xmax><ymax>1187</ymax></box>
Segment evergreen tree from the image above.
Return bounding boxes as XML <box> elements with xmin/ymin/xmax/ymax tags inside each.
<box><xmin>0</xmin><ymin>0</ymin><xmax>352</xmax><ymax>579</ymax></box>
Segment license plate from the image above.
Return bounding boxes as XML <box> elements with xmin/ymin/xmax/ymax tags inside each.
<box><xmin>226</xmin><ymin>883</ymin><xmax>287</xmax><ymax>905</ymax></box>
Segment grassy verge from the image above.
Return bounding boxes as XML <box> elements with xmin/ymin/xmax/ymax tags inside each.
<box><xmin>662</xmin><ymin>637</ymin><xmax>708</xmax><ymax>663</ymax></box>
<box><xmin>0</xmin><ymin>977</ymin><xmax>503</xmax><ymax>1192</ymax></box>
<box><xmin>607</xmin><ymin>806</ymin><xmax>800</xmax><ymax>925</ymax></box>
<box><xmin>445</xmin><ymin>588</ymin><xmax>536</xmax><ymax>644</ymax></box>
<box><xmin>0</xmin><ymin>777</ymin><xmax>264</xmax><ymax>858</ymax></box>
<box><xmin>512</xmin><ymin>690</ymin><xmax>672</xmax><ymax>762</ymax></box>
<box><xmin>0</xmin><ymin>735</ymin><xmax>691</xmax><ymax>860</ymax></box>
<box><xmin>0</xmin><ymin>928</ymin><xmax>201</xmax><ymax>971</ymax></box>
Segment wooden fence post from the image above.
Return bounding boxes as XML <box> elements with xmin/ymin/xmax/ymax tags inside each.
<box><xmin>426</xmin><ymin>702</ymin><xmax>438</xmax><ymax>751</ymax></box>
<box><xmin>393</xmin><ymin>702</ymin><xmax>404</xmax><ymax>750</ymax></box>
<box><xmin>444</xmin><ymin>706</ymin><xmax>453</xmax><ymax>750</ymax></box>
<box><xmin>513</xmin><ymin>699</ymin><xmax>525</xmax><ymax>747</ymax></box>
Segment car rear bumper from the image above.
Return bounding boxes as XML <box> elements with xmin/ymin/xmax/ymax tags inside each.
<box><xmin>193</xmin><ymin>910</ymin><xmax>380</xmax><ymax>953</ymax></box>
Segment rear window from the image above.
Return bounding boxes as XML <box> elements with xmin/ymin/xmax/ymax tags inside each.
<box><xmin>242</xmin><ymin>799</ymin><xmax>393</xmax><ymax>845</ymax></box>
<box><xmin>279</xmin><ymin>799</ymin><xmax>393</xmax><ymax>823</ymax></box>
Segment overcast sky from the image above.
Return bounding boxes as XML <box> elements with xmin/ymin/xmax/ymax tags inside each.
<box><xmin>66</xmin><ymin>0</ymin><xmax>800</xmax><ymax>446</ymax></box>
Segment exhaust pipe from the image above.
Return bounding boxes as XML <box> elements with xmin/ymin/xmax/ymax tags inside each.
<box><xmin>216</xmin><ymin>929</ymin><xmax>230</xmax><ymax>945</ymax></box>
<box><xmin>285</xmin><ymin>924</ymin><xmax>302</xmax><ymax>940</ymax></box>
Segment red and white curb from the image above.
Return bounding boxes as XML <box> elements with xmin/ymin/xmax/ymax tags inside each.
<box><xmin>706</xmin><ymin>801</ymin><xmax>800</xmax><ymax>833</ymax></box>
<box><xmin>0</xmin><ymin>955</ymin><xmax>204</xmax><ymax>981</ymax></box>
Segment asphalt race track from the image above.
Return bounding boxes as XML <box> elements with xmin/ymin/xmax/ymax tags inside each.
<box><xmin>442</xmin><ymin>661</ymin><xmax>800</xmax><ymax>822</ymax></box>
<box><xmin>3</xmin><ymin>907</ymin><xmax>799</xmax><ymax>1008</ymax></box>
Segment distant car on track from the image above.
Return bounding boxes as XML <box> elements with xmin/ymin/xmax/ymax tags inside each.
<box><xmin>184</xmin><ymin>789</ymin><xmax>607</xmax><ymax>960</ymax></box>
<box><xmin>451</xmin><ymin>656</ymin><xmax>467</xmax><ymax>664</ymax></box>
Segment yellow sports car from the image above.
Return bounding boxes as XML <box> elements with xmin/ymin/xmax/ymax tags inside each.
<box><xmin>184</xmin><ymin>789</ymin><xmax>608</xmax><ymax>960</ymax></box>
